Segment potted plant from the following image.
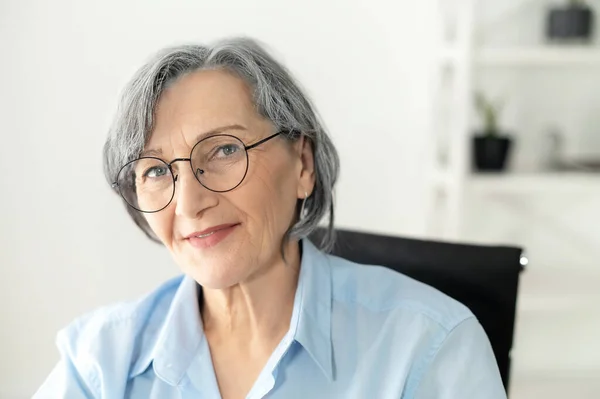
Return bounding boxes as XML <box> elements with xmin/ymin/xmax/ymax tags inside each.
<box><xmin>472</xmin><ymin>93</ymin><xmax>513</xmax><ymax>172</ymax></box>
<box><xmin>546</xmin><ymin>0</ymin><xmax>594</xmax><ymax>41</ymax></box>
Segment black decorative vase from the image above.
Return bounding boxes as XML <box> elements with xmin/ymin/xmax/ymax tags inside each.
<box><xmin>472</xmin><ymin>135</ymin><xmax>513</xmax><ymax>172</ymax></box>
<box><xmin>547</xmin><ymin>3</ymin><xmax>594</xmax><ymax>41</ymax></box>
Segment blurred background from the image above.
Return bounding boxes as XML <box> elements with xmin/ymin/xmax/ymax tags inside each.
<box><xmin>1</xmin><ymin>0</ymin><xmax>599</xmax><ymax>398</ymax></box>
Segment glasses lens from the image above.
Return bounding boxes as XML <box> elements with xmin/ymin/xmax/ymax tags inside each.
<box><xmin>191</xmin><ymin>135</ymin><xmax>248</xmax><ymax>192</ymax></box>
<box><xmin>117</xmin><ymin>157</ymin><xmax>174</xmax><ymax>212</ymax></box>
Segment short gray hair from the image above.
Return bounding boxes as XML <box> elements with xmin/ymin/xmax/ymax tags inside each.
<box><xmin>103</xmin><ymin>37</ymin><xmax>339</xmax><ymax>251</ymax></box>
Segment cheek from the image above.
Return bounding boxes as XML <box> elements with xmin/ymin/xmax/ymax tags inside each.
<box><xmin>144</xmin><ymin>211</ymin><xmax>174</xmax><ymax>243</ymax></box>
<box><xmin>244</xmin><ymin>157</ymin><xmax>299</xmax><ymax>224</ymax></box>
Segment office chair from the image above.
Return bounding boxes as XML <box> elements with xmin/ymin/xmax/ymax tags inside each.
<box><xmin>309</xmin><ymin>228</ymin><xmax>525</xmax><ymax>392</ymax></box>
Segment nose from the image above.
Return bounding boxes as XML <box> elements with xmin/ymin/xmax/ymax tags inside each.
<box><xmin>172</xmin><ymin>163</ymin><xmax>218</xmax><ymax>219</ymax></box>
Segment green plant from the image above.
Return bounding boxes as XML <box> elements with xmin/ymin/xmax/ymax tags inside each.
<box><xmin>474</xmin><ymin>92</ymin><xmax>503</xmax><ymax>137</ymax></box>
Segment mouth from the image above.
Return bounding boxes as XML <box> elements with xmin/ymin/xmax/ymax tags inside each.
<box><xmin>186</xmin><ymin>223</ymin><xmax>240</xmax><ymax>238</ymax></box>
<box><xmin>185</xmin><ymin>223</ymin><xmax>240</xmax><ymax>248</ymax></box>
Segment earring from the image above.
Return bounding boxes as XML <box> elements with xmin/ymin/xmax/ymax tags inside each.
<box><xmin>300</xmin><ymin>191</ymin><xmax>308</xmax><ymax>219</ymax></box>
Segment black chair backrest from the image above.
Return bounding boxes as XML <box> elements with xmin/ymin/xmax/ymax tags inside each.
<box><xmin>309</xmin><ymin>228</ymin><xmax>524</xmax><ymax>391</ymax></box>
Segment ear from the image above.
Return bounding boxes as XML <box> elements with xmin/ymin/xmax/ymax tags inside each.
<box><xmin>295</xmin><ymin>135</ymin><xmax>316</xmax><ymax>199</ymax></box>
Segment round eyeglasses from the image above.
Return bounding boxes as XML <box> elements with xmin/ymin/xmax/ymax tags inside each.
<box><xmin>112</xmin><ymin>130</ymin><xmax>290</xmax><ymax>213</ymax></box>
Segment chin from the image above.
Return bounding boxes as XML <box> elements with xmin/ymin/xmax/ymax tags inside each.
<box><xmin>179</xmin><ymin>250</ymin><xmax>247</xmax><ymax>288</ymax></box>
<box><xmin>190</xmin><ymin>266</ymin><xmax>247</xmax><ymax>290</ymax></box>
<box><xmin>173</xmin><ymin>232</ymin><xmax>255</xmax><ymax>288</ymax></box>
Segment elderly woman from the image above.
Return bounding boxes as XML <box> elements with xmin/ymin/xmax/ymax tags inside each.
<box><xmin>35</xmin><ymin>38</ymin><xmax>505</xmax><ymax>399</ymax></box>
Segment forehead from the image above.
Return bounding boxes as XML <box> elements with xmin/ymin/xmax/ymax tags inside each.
<box><xmin>148</xmin><ymin>69</ymin><xmax>260</xmax><ymax>149</ymax></box>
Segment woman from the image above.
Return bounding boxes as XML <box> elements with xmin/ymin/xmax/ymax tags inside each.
<box><xmin>35</xmin><ymin>38</ymin><xmax>505</xmax><ymax>398</ymax></box>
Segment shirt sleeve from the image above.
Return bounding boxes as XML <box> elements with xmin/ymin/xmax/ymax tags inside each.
<box><xmin>413</xmin><ymin>317</ymin><xmax>507</xmax><ymax>399</ymax></box>
<box><xmin>32</xmin><ymin>330</ymin><xmax>98</xmax><ymax>399</ymax></box>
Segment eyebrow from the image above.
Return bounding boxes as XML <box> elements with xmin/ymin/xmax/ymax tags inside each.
<box><xmin>140</xmin><ymin>124</ymin><xmax>248</xmax><ymax>157</ymax></box>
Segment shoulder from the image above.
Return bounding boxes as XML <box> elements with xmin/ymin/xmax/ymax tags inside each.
<box><xmin>55</xmin><ymin>275</ymin><xmax>184</xmax><ymax>376</ymax></box>
<box><xmin>60</xmin><ymin>275</ymin><xmax>183</xmax><ymax>339</ymax></box>
<box><xmin>326</xmin><ymin>253</ymin><xmax>473</xmax><ymax>332</ymax></box>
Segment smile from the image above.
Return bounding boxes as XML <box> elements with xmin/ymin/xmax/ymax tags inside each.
<box><xmin>185</xmin><ymin>223</ymin><xmax>240</xmax><ymax>249</ymax></box>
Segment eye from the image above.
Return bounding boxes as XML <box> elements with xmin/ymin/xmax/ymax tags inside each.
<box><xmin>216</xmin><ymin>144</ymin><xmax>241</xmax><ymax>157</ymax></box>
<box><xmin>143</xmin><ymin>165</ymin><xmax>169</xmax><ymax>178</ymax></box>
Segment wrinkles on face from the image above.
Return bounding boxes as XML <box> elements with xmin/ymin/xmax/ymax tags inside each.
<box><xmin>140</xmin><ymin>69</ymin><xmax>308</xmax><ymax>292</ymax></box>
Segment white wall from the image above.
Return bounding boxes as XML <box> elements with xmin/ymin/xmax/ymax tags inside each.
<box><xmin>0</xmin><ymin>1</ymin><xmax>438</xmax><ymax>396</ymax></box>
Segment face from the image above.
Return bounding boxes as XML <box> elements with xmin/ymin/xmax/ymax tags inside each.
<box><xmin>142</xmin><ymin>69</ymin><xmax>315</xmax><ymax>289</ymax></box>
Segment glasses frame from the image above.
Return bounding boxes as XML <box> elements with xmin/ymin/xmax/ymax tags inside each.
<box><xmin>112</xmin><ymin>130</ymin><xmax>292</xmax><ymax>213</ymax></box>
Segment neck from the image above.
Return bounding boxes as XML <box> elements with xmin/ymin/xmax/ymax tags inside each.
<box><xmin>201</xmin><ymin>239</ymin><xmax>302</xmax><ymax>343</ymax></box>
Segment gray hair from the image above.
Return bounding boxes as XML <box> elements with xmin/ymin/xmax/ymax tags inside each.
<box><xmin>103</xmin><ymin>37</ymin><xmax>339</xmax><ymax>251</ymax></box>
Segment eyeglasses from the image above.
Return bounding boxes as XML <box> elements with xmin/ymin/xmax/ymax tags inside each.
<box><xmin>112</xmin><ymin>130</ymin><xmax>289</xmax><ymax>213</ymax></box>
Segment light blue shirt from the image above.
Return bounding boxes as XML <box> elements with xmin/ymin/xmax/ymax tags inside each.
<box><xmin>35</xmin><ymin>239</ymin><xmax>506</xmax><ymax>398</ymax></box>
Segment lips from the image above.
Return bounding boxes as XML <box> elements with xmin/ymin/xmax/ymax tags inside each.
<box><xmin>185</xmin><ymin>223</ymin><xmax>239</xmax><ymax>249</ymax></box>
<box><xmin>185</xmin><ymin>223</ymin><xmax>239</xmax><ymax>239</ymax></box>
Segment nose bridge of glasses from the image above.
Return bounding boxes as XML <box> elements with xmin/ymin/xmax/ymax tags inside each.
<box><xmin>167</xmin><ymin>157</ymin><xmax>207</xmax><ymax>185</ymax></box>
<box><xmin>167</xmin><ymin>157</ymin><xmax>192</xmax><ymax>177</ymax></box>
<box><xmin>168</xmin><ymin>157</ymin><xmax>191</xmax><ymax>168</ymax></box>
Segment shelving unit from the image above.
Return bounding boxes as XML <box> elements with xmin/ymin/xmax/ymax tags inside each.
<box><xmin>429</xmin><ymin>1</ymin><xmax>600</xmax><ymax>240</ymax></box>
<box><xmin>427</xmin><ymin>0</ymin><xmax>476</xmax><ymax>240</ymax></box>
<box><xmin>431</xmin><ymin>3</ymin><xmax>600</xmax><ymax>398</ymax></box>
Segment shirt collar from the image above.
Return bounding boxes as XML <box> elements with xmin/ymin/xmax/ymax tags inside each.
<box><xmin>291</xmin><ymin>238</ymin><xmax>334</xmax><ymax>381</ymax></box>
<box><xmin>131</xmin><ymin>238</ymin><xmax>334</xmax><ymax>385</ymax></box>
<box><xmin>149</xmin><ymin>275</ymin><xmax>203</xmax><ymax>386</ymax></box>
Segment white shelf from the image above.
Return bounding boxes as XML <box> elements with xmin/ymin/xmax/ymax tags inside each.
<box><xmin>431</xmin><ymin>171</ymin><xmax>600</xmax><ymax>195</ymax></box>
<box><xmin>477</xmin><ymin>46</ymin><xmax>600</xmax><ymax>67</ymax></box>
<box><xmin>466</xmin><ymin>172</ymin><xmax>600</xmax><ymax>194</ymax></box>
